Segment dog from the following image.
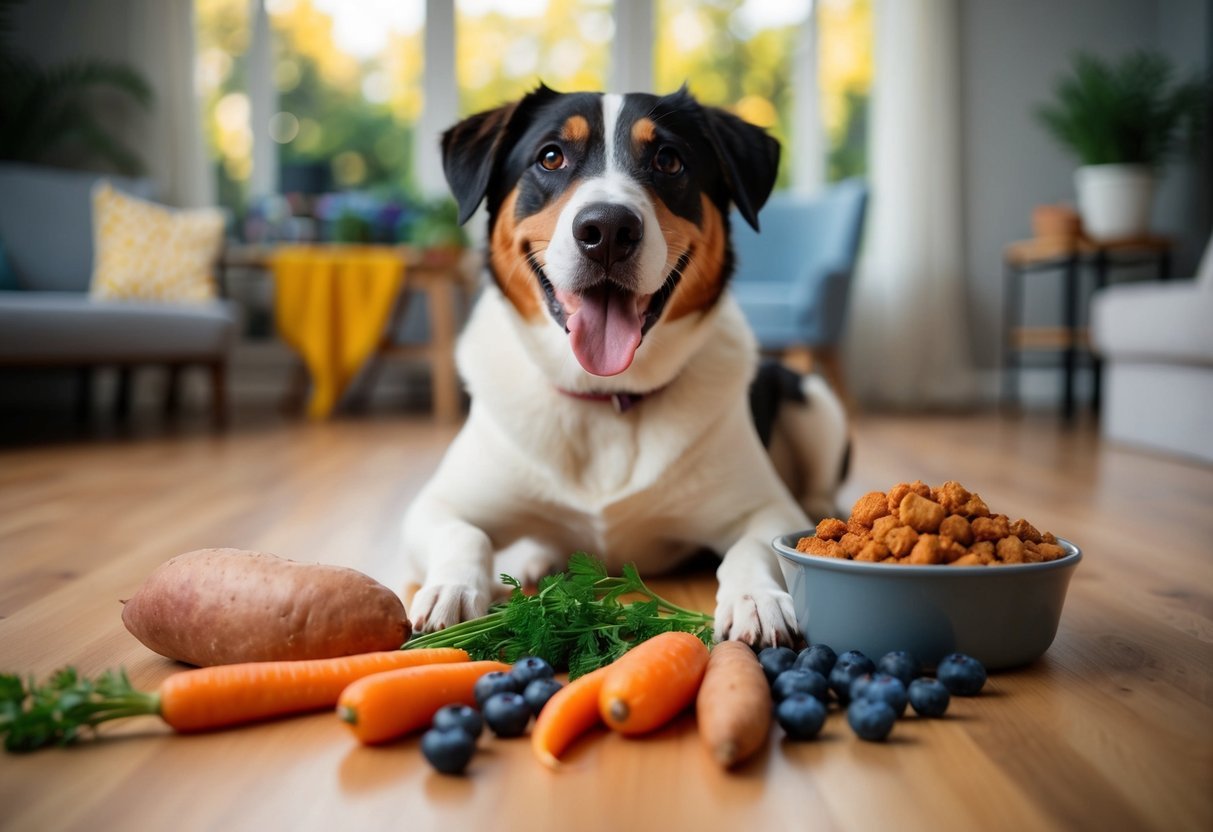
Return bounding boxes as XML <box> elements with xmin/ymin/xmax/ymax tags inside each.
<box><xmin>401</xmin><ymin>86</ymin><xmax>850</xmax><ymax>647</ymax></box>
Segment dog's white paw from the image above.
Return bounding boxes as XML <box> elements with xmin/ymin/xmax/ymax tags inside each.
<box><xmin>714</xmin><ymin>588</ymin><xmax>801</xmax><ymax>648</ymax></box>
<box><xmin>411</xmin><ymin>583</ymin><xmax>489</xmax><ymax>632</ymax></box>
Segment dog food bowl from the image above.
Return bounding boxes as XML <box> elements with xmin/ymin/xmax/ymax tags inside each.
<box><xmin>772</xmin><ymin>532</ymin><xmax>1082</xmax><ymax>670</ymax></box>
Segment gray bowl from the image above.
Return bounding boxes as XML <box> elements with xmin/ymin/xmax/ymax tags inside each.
<box><xmin>772</xmin><ymin>532</ymin><xmax>1082</xmax><ymax>670</ymax></box>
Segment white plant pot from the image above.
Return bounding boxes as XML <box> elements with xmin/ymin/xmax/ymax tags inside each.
<box><xmin>1074</xmin><ymin>164</ymin><xmax>1155</xmax><ymax>241</ymax></box>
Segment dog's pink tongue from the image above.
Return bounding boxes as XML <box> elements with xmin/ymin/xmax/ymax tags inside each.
<box><xmin>567</xmin><ymin>285</ymin><xmax>642</xmax><ymax>377</ymax></box>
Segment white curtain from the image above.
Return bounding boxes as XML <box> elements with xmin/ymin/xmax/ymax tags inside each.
<box><xmin>128</xmin><ymin>0</ymin><xmax>215</xmax><ymax>208</ymax></box>
<box><xmin>844</xmin><ymin>0</ymin><xmax>977</xmax><ymax>409</ymax></box>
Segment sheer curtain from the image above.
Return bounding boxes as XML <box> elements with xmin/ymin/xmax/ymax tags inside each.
<box><xmin>844</xmin><ymin>0</ymin><xmax>977</xmax><ymax>409</ymax></box>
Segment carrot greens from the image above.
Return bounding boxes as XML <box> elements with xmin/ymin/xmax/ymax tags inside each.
<box><xmin>403</xmin><ymin>553</ymin><xmax>713</xmax><ymax>678</ymax></box>
<box><xmin>0</xmin><ymin>667</ymin><xmax>158</xmax><ymax>752</ymax></box>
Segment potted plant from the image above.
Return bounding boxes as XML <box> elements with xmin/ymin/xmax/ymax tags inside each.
<box><xmin>1035</xmin><ymin>51</ymin><xmax>1209</xmax><ymax>240</ymax></box>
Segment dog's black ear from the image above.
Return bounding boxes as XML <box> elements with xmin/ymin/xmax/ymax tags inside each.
<box><xmin>441</xmin><ymin>85</ymin><xmax>560</xmax><ymax>225</ymax></box>
<box><xmin>702</xmin><ymin>106</ymin><xmax>781</xmax><ymax>231</ymax></box>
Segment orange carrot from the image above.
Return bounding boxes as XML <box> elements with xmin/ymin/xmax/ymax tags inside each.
<box><xmin>695</xmin><ymin>641</ymin><xmax>771</xmax><ymax>768</ymax></box>
<box><xmin>338</xmin><ymin>660</ymin><xmax>511</xmax><ymax>745</ymax></box>
<box><xmin>530</xmin><ymin>665</ymin><xmax>612</xmax><ymax>768</ymax></box>
<box><xmin>1</xmin><ymin>649</ymin><xmax>472</xmax><ymax>751</ymax></box>
<box><xmin>599</xmin><ymin>631</ymin><xmax>710</xmax><ymax>736</ymax></box>
<box><xmin>159</xmin><ymin>648</ymin><xmax>469</xmax><ymax>732</ymax></box>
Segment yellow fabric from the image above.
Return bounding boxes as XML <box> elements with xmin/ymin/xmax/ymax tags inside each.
<box><xmin>271</xmin><ymin>245</ymin><xmax>406</xmax><ymax>419</ymax></box>
<box><xmin>89</xmin><ymin>182</ymin><xmax>224</xmax><ymax>301</ymax></box>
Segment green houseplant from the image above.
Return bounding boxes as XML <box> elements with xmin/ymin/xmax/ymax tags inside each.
<box><xmin>0</xmin><ymin>0</ymin><xmax>154</xmax><ymax>175</ymax></box>
<box><xmin>1035</xmin><ymin>51</ymin><xmax>1209</xmax><ymax>240</ymax></box>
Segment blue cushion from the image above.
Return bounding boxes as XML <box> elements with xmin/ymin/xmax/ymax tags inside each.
<box><xmin>0</xmin><ymin>163</ymin><xmax>156</xmax><ymax>293</ymax></box>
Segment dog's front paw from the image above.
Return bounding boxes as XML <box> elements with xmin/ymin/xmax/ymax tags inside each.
<box><xmin>411</xmin><ymin>583</ymin><xmax>489</xmax><ymax>632</ymax></box>
<box><xmin>714</xmin><ymin>588</ymin><xmax>801</xmax><ymax>648</ymax></box>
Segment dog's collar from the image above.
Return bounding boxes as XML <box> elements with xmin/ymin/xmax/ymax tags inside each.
<box><xmin>556</xmin><ymin>384</ymin><xmax>668</xmax><ymax>413</ymax></box>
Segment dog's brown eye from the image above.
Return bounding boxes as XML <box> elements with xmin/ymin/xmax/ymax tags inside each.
<box><xmin>538</xmin><ymin>145</ymin><xmax>565</xmax><ymax>171</ymax></box>
<box><xmin>652</xmin><ymin>146</ymin><xmax>684</xmax><ymax>176</ymax></box>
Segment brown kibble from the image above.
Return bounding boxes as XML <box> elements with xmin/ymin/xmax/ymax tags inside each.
<box><xmin>850</xmin><ymin>491</ymin><xmax>891</xmax><ymax>528</ymax></box>
<box><xmin>886</xmin><ymin>480</ymin><xmax>932</xmax><ymax>514</ymax></box>
<box><xmin>796</xmin><ymin>536</ymin><xmax>843</xmax><ymax>558</ymax></box>
<box><xmin>971</xmin><ymin>514</ymin><xmax>1010</xmax><ymax>542</ymax></box>
<box><xmin>961</xmin><ymin>492</ymin><xmax>991</xmax><ymax>518</ymax></box>
<box><xmin>933</xmin><ymin>481</ymin><xmax>972</xmax><ymax>514</ymax></box>
<box><xmin>938</xmin><ymin>535</ymin><xmax>968</xmax><ymax>563</ymax></box>
<box><xmin>939</xmin><ymin>514</ymin><xmax>974</xmax><ymax>546</ymax></box>
<box><xmin>884</xmin><ymin>526</ymin><xmax>919</xmax><ymax>558</ymax></box>
<box><xmin>806</xmin><ymin>480</ymin><xmax>1061</xmax><ymax>568</ymax></box>
<box><xmin>908</xmin><ymin>534</ymin><xmax>942</xmax><ymax>565</ymax></box>
<box><xmin>1035</xmin><ymin>542</ymin><xmax>1066</xmax><ymax>562</ymax></box>
<box><xmin>839</xmin><ymin>532</ymin><xmax>867</xmax><ymax>558</ymax></box>
<box><xmin>970</xmin><ymin>541</ymin><xmax>996</xmax><ymax>560</ymax></box>
<box><xmin>950</xmin><ymin>553</ymin><xmax>985</xmax><ymax>566</ymax></box>
<box><xmin>870</xmin><ymin>515</ymin><xmax>900</xmax><ymax>542</ymax></box>
<box><xmin>996</xmin><ymin>535</ymin><xmax>1026</xmax><ymax>564</ymax></box>
<box><xmin>856</xmin><ymin>540</ymin><xmax>891</xmax><ymax>562</ymax></box>
<box><xmin>1009</xmin><ymin>518</ymin><xmax>1042</xmax><ymax>544</ymax></box>
<box><xmin>899</xmin><ymin>492</ymin><xmax>947</xmax><ymax>533</ymax></box>
<box><xmin>815</xmin><ymin>517</ymin><xmax>848</xmax><ymax>541</ymax></box>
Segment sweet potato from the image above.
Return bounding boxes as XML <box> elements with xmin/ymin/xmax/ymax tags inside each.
<box><xmin>121</xmin><ymin>548</ymin><xmax>410</xmax><ymax>666</ymax></box>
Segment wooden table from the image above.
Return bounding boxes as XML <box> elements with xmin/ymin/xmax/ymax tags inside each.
<box><xmin>224</xmin><ymin>244</ymin><xmax>478</xmax><ymax>423</ymax></box>
<box><xmin>1</xmin><ymin>412</ymin><xmax>1210</xmax><ymax>831</ymax></box>
<box><xmin>1002</xmin><ymin>234</ymin><xmax>1172</xmax><ymax>420</ymax></box>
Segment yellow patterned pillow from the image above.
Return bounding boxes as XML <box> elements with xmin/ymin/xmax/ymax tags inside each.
<box><xmin>89</xmin><ymin>182</ymin><xmax>225</xmax><ymax>301</ymax></box>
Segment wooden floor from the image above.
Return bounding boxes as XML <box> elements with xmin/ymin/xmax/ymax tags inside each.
<box><xmin>0</xmin><ymin>407</ymin><xmax>1211</xmax><ymax>831</ymax></box>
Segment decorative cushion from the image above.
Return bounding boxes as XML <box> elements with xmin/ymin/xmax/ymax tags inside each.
<box><xmin>89</xmin><ymin>182</ymin><xmax>224</xmax><ymax>301</ymax></box>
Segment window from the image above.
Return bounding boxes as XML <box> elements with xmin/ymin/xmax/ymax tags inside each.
<box><xmin>456</xmin><ymin>0</ymin><xmax>613</xmax><ymax>116</ymax></box>
<box><xmin>195</xmin><ymin>0</ymin><xmax>872</xmax><ymax>233</ymax></box>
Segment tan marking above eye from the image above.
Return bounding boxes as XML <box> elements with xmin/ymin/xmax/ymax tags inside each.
<box><xmin>631</xmin><ymin>117</ymin><xmax>657</xmax><ymax>149</ymax></box>
<box><xmin>561</xmin><ymin>115</ymin><xmax>590</xmax><ymax>143</ymax></box>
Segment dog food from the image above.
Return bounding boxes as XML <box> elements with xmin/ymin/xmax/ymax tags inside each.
<box><xmin>796</xmin><ymin>480</ymin><xmax>1067</xmax><ymax>566</ymax></box>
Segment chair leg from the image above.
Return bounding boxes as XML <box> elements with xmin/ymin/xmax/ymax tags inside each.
<box><xmin>114</xmin><ymin>365</ymin><xmax>133</xmax><ymax>422</ymax></box>
<box><xmin>164</xmin><ymin>363</ymin><xmax>183</xmax><ymax>419</ymax></box>
<box><xmin>209</xmin><ymin>361</ymin><xmax>229</xmax><ymax>431</ymax></box>
<box><xmin>75</xmin><ymin>366</ymin><xmax>94</xmax><ymax>423</ymax></box>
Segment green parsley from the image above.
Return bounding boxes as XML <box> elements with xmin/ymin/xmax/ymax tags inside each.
<box><xmin>403</xmin><ymin>553</ymin><xmax>713</xmax><ymax>678</ymax></box>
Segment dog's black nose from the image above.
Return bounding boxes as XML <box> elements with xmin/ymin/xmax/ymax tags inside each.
<box><xmin>572</xmin><ymin>202</ymin><xmax>643</xmax><ymax>271</ymax></box>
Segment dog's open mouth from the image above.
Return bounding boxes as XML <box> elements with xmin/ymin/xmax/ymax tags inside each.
<box><xmin>527</xmin><ymin>249</ymin><xmax>691</xmax><ymax>377</ymax></box>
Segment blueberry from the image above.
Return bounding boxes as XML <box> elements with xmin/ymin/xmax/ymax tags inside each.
<box><xmin>482</xmin><ymin>691</ymin><xmax>531</xmax><ymax>737</ymax></box>
<box><xmin>473</xmin><ymin>671</ymin><xmax>519</xmax><ymax>708</ymax></box>
<box><xmin>936</xmin><ymin>653</ymin><xmax>987</xmax><ymax>696</ymax></box>
<box><xmin>829</xmin><ymin>661</ymin><xmax>868</xmax><ymax>704</ymax></box>
<box><xmin>772</xmin><ymin>669</ymin><xmax>830</xmax><ymax>703</ymax></box>
<box><xmin>758</xmin><ymin>647</ymin><xmax>798</xmax><ymax>684</ymax></box>
<box><xmin>834</xmin><ymin>649</ymin><xmax>876</xmax><ymax>675</ymax></box>
<box><xmin>877</xmin><ymin>651</ymin><xmax>922</xmax><ymax>687</ymax></box>
<box><xmin>421</xmin><ymin>727</ymin><xmax>476</xmax><ymax>774</ymax></box>
<box><xmin>510</xmin><ymin>656</ymin><xmax>555</xmax><ymax>689</ymax></box>
<box><xmin>775</xmin><ymin>693</ymin><xmax>828</xmax><ymax>741</ymax></box>
<box><xmin>794</xmin><ymin>643</ymin><xmax>837</xmax><ymax>677</ymax></box>
<box><xmin>847</xmin><ymin>698</ymin><xmax>897</xmax><ymax>741</ymax></box>
<box><xmin>523</xmin><ymin>677</ymin><xmax>564</xmax><ymax>714</ymax></box>
<box><xmin>908</xmin><ymin>678</ymin><xmax>951</xmax><ymax>717</ymax></box>
<box><xmin>849</xmin><ymin>673</ymin><xmax>908</xmax><ymax>717</ymax></box>
<box><xmin>431</xmin><ymin>704</ymin><xmax>484</xmax><ymax>739</ymax></box>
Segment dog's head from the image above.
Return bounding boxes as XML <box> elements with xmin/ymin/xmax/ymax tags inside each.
<box><xmin>442</xmin><ymin>86</ymin><xmax>779</xmax><ymax>380</ymax></box>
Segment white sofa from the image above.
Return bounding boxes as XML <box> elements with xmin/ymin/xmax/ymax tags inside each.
<box><xmin>1090</xmin><ymin>236</ymin><xmax>1213</xmax><ymax>464</ymax></box>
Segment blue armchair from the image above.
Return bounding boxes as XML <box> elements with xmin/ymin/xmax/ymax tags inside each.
<box><xmin>729</xmin><ymin>178</ymin><xmax>868</xmax><ymax>396</ymax></box>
